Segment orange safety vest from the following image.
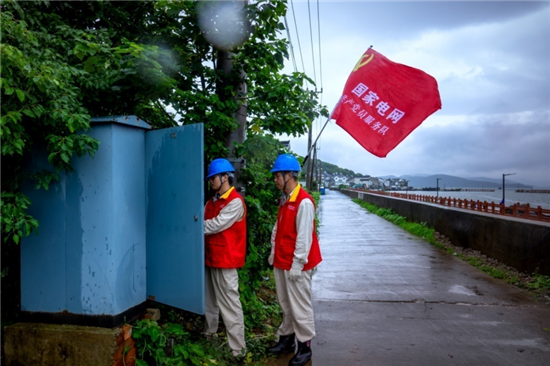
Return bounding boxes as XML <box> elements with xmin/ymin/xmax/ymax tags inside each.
<box><xmin>204</xmin><ymin>187</ymin><xmax>247</xmax><ymax>268</ymax></box>
<box><xmin>274</xmin><ymin>185</ymin><xmax>322</xmax><ymax>271</ymax></box>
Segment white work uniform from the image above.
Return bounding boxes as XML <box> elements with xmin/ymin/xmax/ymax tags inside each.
<box><xmin>270</xmin><ymin>186</ymin><xmax>317</xmax><ymax>342</ymax></box>
<box><xmin>204</xmin><ymin>195</ymin><xmax>246</xmax><ymax>357</ymax></box>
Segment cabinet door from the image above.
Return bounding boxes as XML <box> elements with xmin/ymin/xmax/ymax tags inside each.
<box><xmin>145</xmin><ymin>124</ymin><xmax>204</xmax><ymax>314</ymax></box>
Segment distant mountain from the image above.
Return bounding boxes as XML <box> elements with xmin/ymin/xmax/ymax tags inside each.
<box><xmin>468</xmin><ymin>176</ymin><xmax>520</xmax><ymax>185</ymax></box>
<box><xmin>318</xmin><ymin>160</ymin><xmax>365</xmax><ymax>177</ymax></box>
<box><xmin>468</xmin><ymin>176</ymin><xmax>545</xmax><ymax>188</ymax></box>
<box><xmin>468</xmin><ymin>176</ymin><xmax>506</xmax><ymax>184</ymax></box>
<box><xmin>399</xmin><ymin>174</ymin><xmax>531</xmax><ymax>189</ymax></box>
<box><xmin>403</xmin><ymin>173</ymin><xmax>433</xmax><ymax>177</ymax></box>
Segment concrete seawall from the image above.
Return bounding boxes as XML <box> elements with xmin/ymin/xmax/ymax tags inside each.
<box><xmin>341</xmin><ymin>189</ymin><xmax>550</xmax><ymax>276</ymax></box>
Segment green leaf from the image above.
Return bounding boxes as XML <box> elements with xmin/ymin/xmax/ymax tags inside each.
<box><xmin>83</xmin><ymin>56</ymin><xmax>100</xmax><ymax>73</ymax></box>
<box><xmin>164</xmin><ymin>323</ymin><xmax>186</xmax><ymax>336</ymax></box>
<box><xmin>148</xmin><ymin>326</ymin><xmax>161</xmax><ymax>343</ymax></box>
<box><xmin>22</xmin><ymin>109</ymin><xmax>36</xmax><ymax>118</ymax></box>
<box><xmin>13</xmin><ymin>234</ymin><xmax>19</xmax><ymax>244</ymax></box>
<box><xmin>16</xmin><ymin>89</ymin><xmax>25</xmax><ymax>102</ymax></box>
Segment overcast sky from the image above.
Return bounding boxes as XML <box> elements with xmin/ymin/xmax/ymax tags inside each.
<box><xmin>278</xmin><ymin>0</ymin><xmax>550</xmax><ymax>187</ymax></box>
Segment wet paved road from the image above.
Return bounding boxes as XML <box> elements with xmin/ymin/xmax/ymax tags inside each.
<box><xmin>307</xmin><ymin>189</ymin><xmax>550</xmax><ymax>366</ymax></box>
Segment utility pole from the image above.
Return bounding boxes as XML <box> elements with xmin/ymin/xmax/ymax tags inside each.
<box><xmin>219</xmin><ymin>52</ymin><xmax>247</xmax><ymax>153</ymax></box>
<box><xmin>312</xmin><ymin>147</ymin><xmax>318</xmax><ymax>191</ymax></box>
<box><xmin>316</xmin><ymin>147</ymin><xmax>324</xmax><ymax>192</ymax></box>
<box><xmin>217</xmin><ymin>50</ymin><xmax>246</xmax><ymax>191</ymax></box>
<box><xmin>306</xmin><ymin>123</ymin><xmax>314</xmax><ymax>190</ymax></box>
<box><xmin>305</xmin><ymin>89</ymin><xmax>323</xmax><ymax>190</ymax></box>
<box><xmin>215</xmin><ymin>0</ymin><xmax>249</xmax><ymax>193</ymax></box>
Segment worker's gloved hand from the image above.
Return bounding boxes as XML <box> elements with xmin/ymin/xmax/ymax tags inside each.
<box><xmin>288</xmin><ymin>268</ymin><xmax>302</xmax><ymax>281</ymax></box>
<box><xmin>268</xmin><ymin>253</ymin><xmax>274</xmax><ymax>266</ymax></box>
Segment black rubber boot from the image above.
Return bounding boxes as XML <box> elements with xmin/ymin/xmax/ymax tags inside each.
<box><xmin>289</xmin><ymin>340</ymin><xmax>312</xmax><ymax>366</ymax></box>
<box><xmin>268</xmin><ymin>333</ymin><xmax>296</xmax><ymax>355</ymax></box>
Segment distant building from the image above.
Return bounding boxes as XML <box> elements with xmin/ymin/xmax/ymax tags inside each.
<box><xmin>333</xmin><ymin>174</ymin><xmax>349</xmax><ymax>186</ymax></box>
<box><xmin>279</xmin><ymin>140</ymin><xmax>291</xmax><ymax>151</ymax></box>
<box><xmin>323</xmin><ymin>171</ymin><xmax>333</xmax><ymax>187</ymax></box>
<box><xmin>322</xmin><ymin>173</ymin><xmax>410</xmax><ymax>190</ymax></box>
<box><xmin>368</xmin><ymin>177</ymin><xmax>382</xmax><ymax>190</ymax></box>
<box><xmin>350</xmin><ymin>175</ymin><xmax>371</xmax><ymax>189</ymax></box>
<box><xmin>386</xmin><ymin>177</ymin><xmax>406</xmax><ymax>190</ymax></box>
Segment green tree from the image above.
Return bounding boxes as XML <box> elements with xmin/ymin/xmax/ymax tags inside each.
<box><xmin>149</xmin><ymin>0</ymin><xmax>326</xmax><ymax>158</ymax></box>
<box><xmin>1</xmin><ymin>0</ymin><xmax>181</xmax><ymax>322</ymax></box>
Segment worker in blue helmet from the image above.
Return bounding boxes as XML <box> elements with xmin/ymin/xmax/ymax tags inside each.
<box><xmin>205</xmin><ymin>158</ymin><xmax>236</xmax><ymax>198</ymax></box>
<box><xmin>270</xmin><ymin>154</ymin><xmax>301</xmax><ymax>204</ymax></box>
<box><xmin>268</xmin><ymin>154</ymin><xmax>322</xmax><ymax>366</ymax></box>
<box><xmin>203</xmin><ymin>158</ymin><xmax>247</xmax><ymax>358</ymax></box>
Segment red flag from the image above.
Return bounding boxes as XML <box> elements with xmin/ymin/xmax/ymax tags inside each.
<box><xmin>331</xmin><ymin>48</ymin><xmax>441</xmax><ymax>157</ymax></box>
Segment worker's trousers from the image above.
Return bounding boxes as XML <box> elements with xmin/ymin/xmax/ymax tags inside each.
<box><xmin>274</xmin><ymin>267</ymin><xmax>316</xmax><ymax>342</ymax></box>
<box><xmin>205</xmin><ymin>267</ymin><xmax>246</xmax><ymax>357</ymax></box>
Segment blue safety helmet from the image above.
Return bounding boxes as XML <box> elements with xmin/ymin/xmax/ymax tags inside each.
<box><xmin>206</xmin><ymin>158</ymin><xmax>235</xmax><ymax>179</ymax></box>
<box><xmin>270</xmin><ymin>154</ymin><xmax>301</xmax><ymax>173</ymax></box>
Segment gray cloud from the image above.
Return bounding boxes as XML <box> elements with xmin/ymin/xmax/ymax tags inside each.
<box><xmin>282</xmin><ymin>1</ymin><xmax>550</xmax><ymax>187</ymax></box>
<box><xmin>319</xmin><ymin>1</ymin><xmax>549</xmax><ymax>40</ymax></box>
<box><xmin>404</xmin><ymin>112</ymin><xmax>550</xmax><ymax>184</ymax></box>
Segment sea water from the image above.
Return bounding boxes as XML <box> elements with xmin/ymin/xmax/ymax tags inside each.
<box><xmin>394</xmin><ymin>189</ymin><xmax>550</xmax><ymax>210</ymax></box>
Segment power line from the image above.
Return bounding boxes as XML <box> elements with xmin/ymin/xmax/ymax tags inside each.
<box><xmin>308</xmin><ymin>0</ymin><xmax>324</xmax><ymax>189</ymax></box>
<box><xmin>284</xmin><ymin>15</ymin><xmax>298</xmax><ymax>72</ymax></box>
<box><xmin>307</xmin><ymin>0</ymin><xmax>318</xmax><ymax>89</ymax></box>
<box><xmin>317</xmin><ymin>0</ymin><xmax>323</xmax><ymax>94</ymax></box>
<box><xmin>290</xmin><ymin>0</ymin><xmax>307</xmax><ymax>87</ymax></box>
<box><xmin>317</xmin><ymin>0</ymin><xmax>324</xmax><ymax>151</ymax></box>
<box><xmin>289</xmin><ymin>0</ymin><xmax>327</xmax><ymax>184</ymax></box>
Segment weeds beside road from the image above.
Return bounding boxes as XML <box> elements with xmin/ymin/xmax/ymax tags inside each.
<box><xmin>131</xmin><ymin>272</ymin><xmax>281</xmax><ymax>366</ymax></box>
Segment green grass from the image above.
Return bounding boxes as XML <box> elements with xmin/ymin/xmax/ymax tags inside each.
<box><xmin>351</xmin><ymin>198</ymin><xmax>550</xmax><ymax>296</ymax></box>
<box><xmin>352</xmin><ymin>198</ymin><xmax>437</xmax><ymax>242</ymax></box>
<box><xmin>527</xmin><ymin>273</ymin><xmax>550</xmax><ymax>291</ymax></box>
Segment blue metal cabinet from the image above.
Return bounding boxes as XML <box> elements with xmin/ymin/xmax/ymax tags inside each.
<box><xmin>21</xmin><ymin>117</ymin><xmax>205</xmax><ymax>318</ymax></box>
<box><xmin>21</xmin><ymin>152</ymin><xmax>68</xmax><ymax>313</ymax></box>
<box><xmin>145</xmin><ymin>125</ymin><xmax>204</xmax><ymax>314</ymax></box>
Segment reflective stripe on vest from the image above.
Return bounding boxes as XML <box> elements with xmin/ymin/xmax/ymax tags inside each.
<box><xmin>204</xmin><ymin>188</ymin><xmax>247</xmax><ymax>268</ymax></box>
<box><xmin>273</xmin><ymin>186</ymin><xmax>322</xmax><ymax>271</ymax></box>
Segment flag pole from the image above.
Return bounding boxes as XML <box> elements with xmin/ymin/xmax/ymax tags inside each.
<box><xmin>302</xmin><ymin>117</ymin><xmax>331</xmax><ymax>169</ymax></box>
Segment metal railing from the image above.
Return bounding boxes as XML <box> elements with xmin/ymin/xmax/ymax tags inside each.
<box><xmin>349</xmin><ymin>189</ymin><xmax>550</xmax><ymax>223</ymax></box>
